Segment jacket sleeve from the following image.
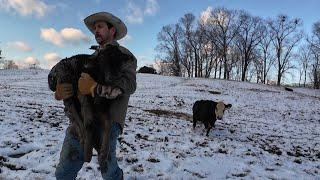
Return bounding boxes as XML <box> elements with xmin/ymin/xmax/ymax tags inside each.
<box><xmin>95</xmin><ymin>51</ymin><xmax>137</xmax><ymax>97</ymax></box>
<box><xmin>113</xmin><ymin>54</ymin><xmax>137</xmax><ymax>95</ymax></box>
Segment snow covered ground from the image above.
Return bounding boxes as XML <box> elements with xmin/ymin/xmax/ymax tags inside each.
<box><xmin>0</xmin><ymin>69</ymin><xmax>319</xmax><ymax>180</ymax></box>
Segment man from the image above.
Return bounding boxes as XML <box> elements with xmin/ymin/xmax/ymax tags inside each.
<box><xmin>52</xmin><ymin>12</ymin><xmax>137</xmax><ymax>179</ymax></box>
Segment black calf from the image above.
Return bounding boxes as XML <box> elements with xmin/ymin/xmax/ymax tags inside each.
<box><xmin>193</xmin><ymin>100</ymin><xmax>232</xmax><ymax>136</ymax></box>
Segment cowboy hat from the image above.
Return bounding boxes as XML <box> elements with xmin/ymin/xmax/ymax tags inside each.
<box><xmin>84</xmin><ymin>12</ymin><xmax>127</xmax><ymax>40</ymax></box>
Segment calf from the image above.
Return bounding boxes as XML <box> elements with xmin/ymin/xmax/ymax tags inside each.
<box><xmin>48</xmin><ymin>54</ymin><xmax>97</xmax><ymax>162</ymax></box>
<box><xmin>193</xmin><ymin>100</ymin><xmax>232</xmax><ymax>136</ymax></box>
<box><xmin>48</xmin><ymin>45</ymin><xmax>128</xmax><ymax>165</ymax></box>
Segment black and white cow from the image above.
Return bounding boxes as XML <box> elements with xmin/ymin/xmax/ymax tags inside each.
<box><xmin>192</xmin><ymin>100</ymin><xmax>232</xmax><ymax>136</ymax></box>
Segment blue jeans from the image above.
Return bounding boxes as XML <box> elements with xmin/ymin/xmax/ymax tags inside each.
<box><xmin>55</xmin><ymin>122</ymin><xmax>123</xmax><ymax>180</ymax></box>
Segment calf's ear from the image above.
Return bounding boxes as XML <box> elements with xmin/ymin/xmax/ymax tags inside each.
<box><xmin>225</xmin><ymin>104</ymin><xmax>232</xmax><ymax>109</ymax></box>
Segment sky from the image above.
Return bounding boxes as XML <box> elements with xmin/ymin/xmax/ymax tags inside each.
<box><xmin>0</xmin><ymin>0</ymin><xmax>319</xmax><ymax>69</ymax></box>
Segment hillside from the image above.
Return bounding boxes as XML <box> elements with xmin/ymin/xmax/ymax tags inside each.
<box><xmin>0</xmin><ymin>69</ymin><xmax>319</xmax><ymax>179</ymax></box>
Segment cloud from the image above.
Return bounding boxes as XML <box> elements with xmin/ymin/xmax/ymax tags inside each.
<box><xmin>7</xmin><ymin>41</ymin><xmax>32</xmax><ymax>52</ymax></box>
<box><xmin>125</xmin><ymin>0</ymin><xmax>159</xmax><ymax>24</ymax></box>
<box><xmin>61</xmin><ymin>28</ymin><xmax>89</xmax><ymax>42</ymax></box>
<box><xmin>200</xmin><ymin>6</ymin><xmax>212</xmax><ymax>25</ymax></box>
<box><xmin>40</xmin><ymin>28</ymin><xmax>90</xmax><ymax>46</ymax></box>
<box><xmin>126</xmin><ymin>2</ymin><xmax>144</xmax><ymax>24</ymax></box>
<box><xmin>44</xmin><ymin>52</ymin><xmax>60</xmax><ymax>62</ymax></box>
<box><xmin>119</xmin><ymin>34</ymin><xmax>132</xmax><ymax>46</ymax></box>
<box><xmin>43</xmin><ymin>53</ymin><xmax>60</xmax><ymax>69</ymax></box>
<box><xmin>0</xmin><ymin>0</ymin><xmax>52</xmax><ymax>18</ymax></box>
<box><xmin>144</xmin><ymin>0</ymin><xmax>159</xmax><ymax>16</ymax></box>
<box><xmin>40</xmin><ymin>28</ymin><xmax>63</xmax><ymax>46</ymax></box>
<box><xmin>24</xmin><ymin>56</ymin><xmax>38</xmax><ymax>64</ymax></box>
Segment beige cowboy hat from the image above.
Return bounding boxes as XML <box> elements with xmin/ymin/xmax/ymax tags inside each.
<box><xmin>84</xmin><ymin>12</ymin><xmax>127</xmax><ymax>40</ymax></box>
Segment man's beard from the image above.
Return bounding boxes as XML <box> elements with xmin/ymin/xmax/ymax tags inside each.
<box><xmin>95</xmin><ymin>32</ymin><xmax>111</xmax><ymax>45</ymax></box>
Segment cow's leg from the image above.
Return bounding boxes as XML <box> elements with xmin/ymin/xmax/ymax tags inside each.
<box><xmin>80</xmin><ymin>96</ymin><xmax>95</xmax><ymax>162</ymax></box>
<box><xmin>206</xmin><ymin>127</ymin><xmax>212</xmax><ymax>136</ymax></box>
<box><xmin>204</xmin><ymin>121</ymin><xmax>212</xmax><ymax>136</ymax></box>
<box><xmin>210</xmin><ymin>121</ymin><xmax>215</xmax><ymax>128</ymax></box>
<box><xmin>193</xmin><ymin>117</ymin><xmax>197</xmax><ymax>129</ymax></box>
<box><xmin>83</xmin><ymin>125</ymin><xmax>94</xmax><ymax>162</ymax></box>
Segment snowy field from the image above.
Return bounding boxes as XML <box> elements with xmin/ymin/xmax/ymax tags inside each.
<box><xmin>0</xmin><ymin>69</ymin><xmax>319</xmax><ymax>180</ymax></box>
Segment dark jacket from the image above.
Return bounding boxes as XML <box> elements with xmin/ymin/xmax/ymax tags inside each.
<box><xmin>48</xmin><ymin>41</ymin><xmax>137</xmax><ymax>132</ymax></box>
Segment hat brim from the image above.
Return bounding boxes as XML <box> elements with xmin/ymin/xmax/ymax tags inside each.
<box><xmin>84</xmin><ymin>12</ymin><xmax>127</xmax><ymax>40</ymax></box>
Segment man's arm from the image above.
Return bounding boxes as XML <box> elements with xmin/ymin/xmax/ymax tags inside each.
<box><xmin>78</xmin><ymin>51</ymin><xmax>137</xmax><ymax>99</ymax></box>
<box><xmin>97</xmin><ymin>55</ymin><xmax>137</xmax><ymax>96</ymax></box>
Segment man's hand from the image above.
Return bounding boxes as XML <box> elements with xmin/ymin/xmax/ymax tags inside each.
<box><xmin>106</xmin><ymin>87</ymin><xmax>122</xmax><ymax>99</ymax></box>
<box><xmin>55</xmin><ymin>83</ymin><xmax>73</xmax><ymax>100</ymax></box>
<box><xmin>97</xmin><ymin>85</ymin><xmax>122</xmax><ymax>99</ymax></box>
<box><xmin>78</xmin><ymin>73</ymin><xmax>97</xmax><ymax>96</ymax></box>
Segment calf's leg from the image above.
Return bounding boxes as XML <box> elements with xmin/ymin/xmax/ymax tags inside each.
<box><xmin>193</xmin><ymin>117</ymin><xmax>197</xmax><ymax>129</ymax></box>
<box><xmin>203</xmin><ymin>121</ymin><xmax>212</xmax><ymax>136</ymax></box>
<box><xmin>98</xmin><ymin>113</ymin><xmax>113</xmax><ymax>169</ymax></box>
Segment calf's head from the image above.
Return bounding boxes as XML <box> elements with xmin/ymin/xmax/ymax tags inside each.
<box><xmin>215</xmin><ymin>101</ymin><xmax>232</xmax><ymax>120</ymax></box>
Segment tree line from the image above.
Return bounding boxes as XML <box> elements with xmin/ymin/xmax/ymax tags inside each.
<box><xmin>155</xmin><ymin>7</ymin><xmax>320</xmax><ymax>89</ymax></box>
<box><xmin>0</xmin><ymin>50</ymin><xmax>40</xmax><ymax>70</ymax></box>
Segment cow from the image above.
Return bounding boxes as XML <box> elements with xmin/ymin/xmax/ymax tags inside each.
<box><xmin>192</xmin><ymin>100</ymin><xmax>232</xmax><ymax>136</ymax></box>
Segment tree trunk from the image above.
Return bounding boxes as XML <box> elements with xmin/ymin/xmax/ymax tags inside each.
<box><xmin>194</xmin><ymin>52</ymin><xmax>198</xmax><ymax>77</ymax></box>
<box><xmin>303</xmin><ymin>70</ymin><xmax>307</xmax><ymax>87</ymax></box>
<box><xmin>219</xmin><ymin>60</ymin><xmax>222</xmax><ymax>79</ymax></box>
<box><xmin>277</xmin><ymin>70</ymin><xmax>282</xmax><ymax>86</ymax></box>
<box><xmin>241</xmin><ymin>64</ymin><xmax>248</xmax><ymax>81</ymax></box>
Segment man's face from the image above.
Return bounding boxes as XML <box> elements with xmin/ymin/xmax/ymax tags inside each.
<box><xmin>93</xmin><ymin>21</ymin><xmax>115</xmax><ymax>45</ymax></box>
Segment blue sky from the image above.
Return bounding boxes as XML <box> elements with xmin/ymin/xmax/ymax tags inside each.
<box><xmin>0</xmin><ymin>0</ymin><xmax>319</xmax><ymax>69</ymax></box>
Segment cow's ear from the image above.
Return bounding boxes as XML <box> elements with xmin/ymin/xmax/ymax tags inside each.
<box><xmin>225</xmin><ymin>104</ymin><xmax>232</xmax><ymax>109</ymax></box>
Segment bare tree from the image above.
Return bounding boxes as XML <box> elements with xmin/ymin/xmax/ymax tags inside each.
<box><xmin>180</xmin><ymin>42</ymin><xmax>193</xmax><ymax>77</ymax></box>
<box><xmin>179</xmin><ymin>13</ymin><xmax>209</xmax><ymax>78</ymax></box>
<box><xmin>4</xmin><ymin>60</ymin><xmax>18</xmax><ymax>69</ymax></box>
<box><xmin>308</xmin><ymin>21</ymin><xmax>320</xmax><ymax>89</ymax></box>
<box><xmin>206</xmin><ymin>7</ymin><xmax>242</xmax><ymax>79</ymax></box>
<box><xmin>200</xmin><ymin>9</ymin><xmax>222</xmax><ymax>79</ymax></box>
<box><xmin>309</xmin><ymin>48</ymin><xmax>320</xmax><ymax>89</ymax></box>
<box><xmin>179</xmin><ymin>13</ymin><xmax>196</xmax><ymax>77</ymax></box>
<box><xmin>235</xmin><ymin>11</ymin><xmax>264</xmax><ymax>81</ymax></box>
<box><xmin>297</xmin><ymin>45</ymin><xmax>311</xmax><ymax>87</ymax></box>
<box><xmin>202</xmin><ymin>40</ymin><xmax>218</xmax><ymax>78</ymax></box>
<box><xmin>154</xmin><ymin>60</ymin><xmax>173</xmax><ymax>76</ymax></box>
<box><xmin>258</xmin><ymin>21</ymin><xmax>275</xmax><ymax>84</ymax></box>
<box><xmin>154</xmin><ymin>7</ymin><xmax>319</xmax><ymax>87</ymax></box>
<box><xmin>156</xmin><ymin>24</ymin><xmax>183</xmax><ymax>76</ymax></box>
<box><xmin>229</xmin><ymin>44</ymin><xmax>242</xmax><ymax>80</ymax></box>
<box><xmin>196</xmin><ymin>21</ymin><xmax>210</xmax><ymax>77</ymax></box>
<box><xmin>268</xmin><ymin>15</ymin><xmax>303</xmax><ymax>85</ymax></box>
<box><xmin>0</xmin><ymin>48</ymin><xmax>4</xmax><ymax>69</ymax></box>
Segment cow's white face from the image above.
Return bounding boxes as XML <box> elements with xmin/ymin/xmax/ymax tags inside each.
<box><xmin>215</xmin><ymin>101</ymin><xmax>232</xmax><ymax>120</ymax></box>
